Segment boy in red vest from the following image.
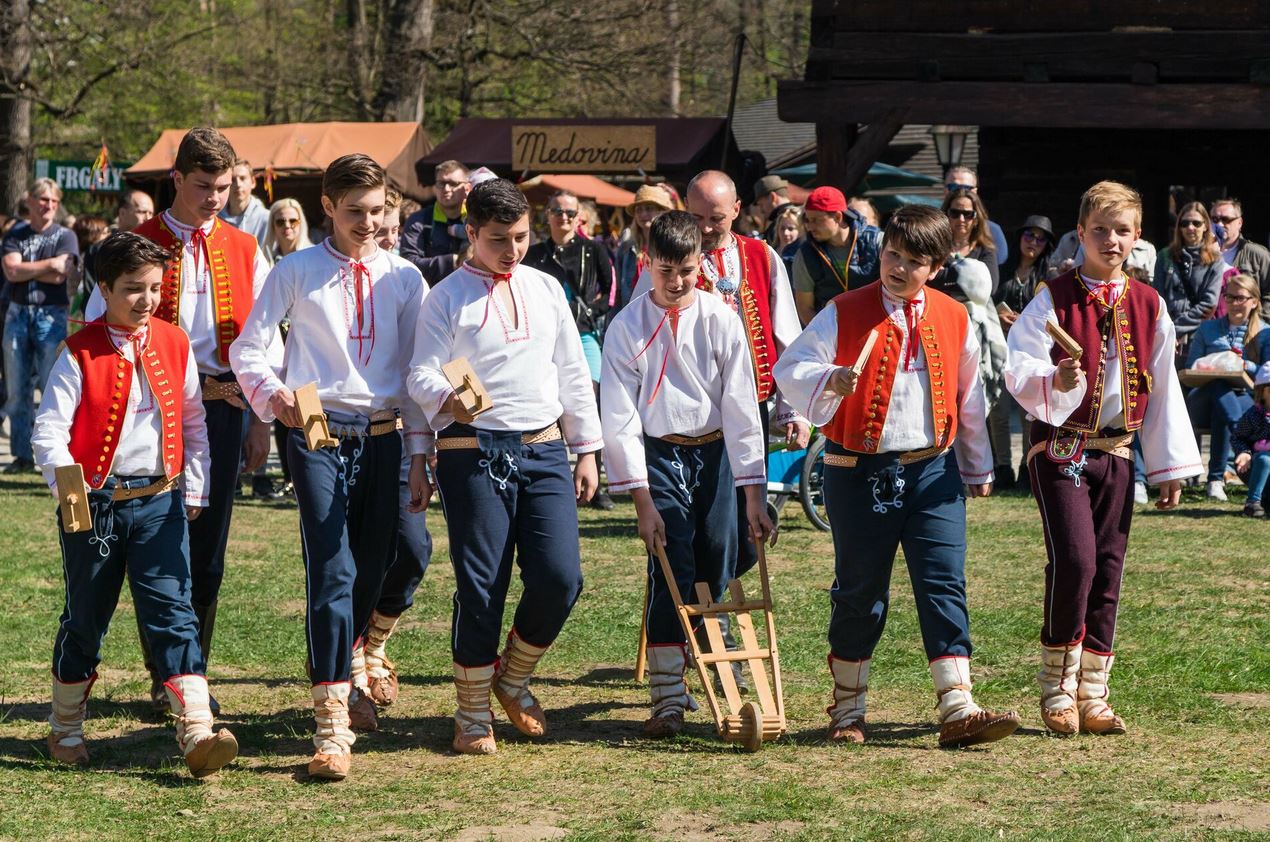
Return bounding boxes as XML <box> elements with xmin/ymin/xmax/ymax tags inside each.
<box><xmin>1004</xmin><ymin>181</ymin><xmax>1200</xmax><ymax>736</ymax></box>
<box><xmin>86</xmin><ymin>127</ymin><xmax>271</xmax><ymax>712</ymax></box>
<box><xmin>33</xmin><ymin>231</ymin><xmax>238</xmax><ymax>776</ymax></box>
<box><xmin>774</xmin><ymin>204</ymin><xmax>1020</xmax><ymax>748</ymax></box>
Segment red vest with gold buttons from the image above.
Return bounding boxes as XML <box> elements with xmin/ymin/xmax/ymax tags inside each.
<box><xmin>134</xmin><ymin>215</ymin><xmax>257</xmax><ymax>366</ymax></box>
<box><xmin>1045</xmin><ymin>269</ymin><xmax>1159</xmax><ymax>433</ymax></box>
<box><xmin>66</xmin><ymin>319</ymin><xmax>189</xmax><ymax>488</ymax></box>
<box><xmin>697</xmin><ymin>234</ymin><xmax>778</xmax><ymax>401</ymax></box>
<box><xmin>823</xmin><ymin>282</ymin><xmax>969</xmax><ymax>453</ymax></box>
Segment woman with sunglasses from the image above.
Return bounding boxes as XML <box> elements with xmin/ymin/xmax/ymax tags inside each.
<box><xmin>1154</xmin><ymin>201</ymin><xmax>1229</xmax><ymax>359</ymax></box>
<box><xmin>941</xmin><ymin>188</ymin><xmax>999</xmax><ymax>293</ymax></box>
<box><xmin>263</xmin><ymin>198</ymin><xmax>313</xmax><ymax>264</ymax></box>
<box><xmin>988</xmin><ymin>215</ymin><xmax>1056</xmax><ymax>488</ymax></box>
<box><xmin>1184</xmin><ymin>273</ymin><xmax>1263</xmax><ymax>501</ymax></box>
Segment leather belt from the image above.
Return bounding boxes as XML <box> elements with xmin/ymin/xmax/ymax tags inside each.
<box><xmin>1026</xmin><ymin>432</ymin><xmax>1134</xmax><ymax>464</ymax></box>
<box><xmin>202</xmin><ymin>377</ymin><xmax>244</xmax><ymax>403</ymax></box>
<box><xmin>111</xmin><ymin>476</ymin><xmax>179</xmax><ymax>501</ymax></box>
<box><xmin>659</xmin><ymin>430</ymin><xmax>724</xmax><ymax>446</ymax></box>
<box><xmin>824</xmin><ymin>446</ymin><xmax>949</xmax><ymax>469</ymax></box>
<box><xmin>367</xmin><ymin>410</ymin><xmax>404</xmax><ymax>437</ymax></box>
<box><xmin>436</xmin><ymin>422</ymin><xmax>562</xmax><ymax>451</ymax></box>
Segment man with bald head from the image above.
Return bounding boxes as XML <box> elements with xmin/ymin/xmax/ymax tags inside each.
<box><xmin>116</xmin><ymin>190</ymin><xmax>156</xmax><ymax>232</ymax></box>
<box><xmin>632</xmin><ymin>171</ymin><xmax>807</xmax><ymax>669</ymax></box>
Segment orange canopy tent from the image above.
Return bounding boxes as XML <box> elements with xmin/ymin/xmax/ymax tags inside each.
<box><xmin>126</xmin><ymin>122</ymin><xmax>433</xmax><ymax>199</ymax></box>
<box><xmin>518</xmin><ymin>174</ymin><xmax>636</xmax><ymax>208</ymax></box>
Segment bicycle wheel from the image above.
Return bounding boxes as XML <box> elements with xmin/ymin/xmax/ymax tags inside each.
<box><xmin>799</xmin><ymin>435</ymin><xmax>831</xmax><ymax>532</ymax></box>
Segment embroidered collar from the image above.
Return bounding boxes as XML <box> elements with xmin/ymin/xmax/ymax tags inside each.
<box><xmin>463</xmin><ymin>261</ymin><xmax>515</xmax><ymax>282</ymax></box>
<box><xmin>321</xmin><ymin>237</ymin><xmax>381</xmax><ymax>266</ymax></box>
<box><xmin>880</xmin><ymin>285</ymin><xmax>926</xmax><ymax>318</ymax></box>
<box><xmin>162</xmin><ymin>210</ymin><xmax>214</xmax><ymax>239</ymax></box>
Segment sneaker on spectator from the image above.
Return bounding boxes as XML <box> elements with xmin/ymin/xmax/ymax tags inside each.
<box><xmin>1133</xmin><ymin>482</ymin><xmax>1148</xmax><ymax>506</ymax></box>
<box><xmin>1243</xmin><ymin>501</ymin><xmax>1265</xmax><ymax>518</ymax></box>
<box><xmin>3</xmin><ymin>457</ymin><xmax>35</xmax><ymax>474</ymax></box>
<box><xmin>1205</xmin><ymin>481</ymin><xmax>1227</xmax><ymax>502</ymax></box>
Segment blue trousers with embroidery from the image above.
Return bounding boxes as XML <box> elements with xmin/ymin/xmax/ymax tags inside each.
<box><xmin>189</xmin><ymin>375</ymin><xmax>247</xmax><ymax>609</ymax></box>
<box><xmin>375</xmin><ymin>456</ymin><xmax>433</xmax><ymax>616</ymax></box>
<box><xmin>53</xmin><ymin>478</ymin><xmax>204</xmax><ymax>683</ymax></box>
<box><xmin>288</xmin><ymin>419</ymin><xmax>401</xmax><ymax>684</ymax></box>
<box><xmin>435</xmin><ymin>426</ymin><xmax>583</xmax><ymax>667</ymax></box>
<box><xmin>644</xmin><ymin>436</ymin><xmax>737</xmax><ymax>645</ymax></box>
<box><xmin>823</xmin><ymin>443</ymin><xmax>973</xmax><ymax>662</ymax></box>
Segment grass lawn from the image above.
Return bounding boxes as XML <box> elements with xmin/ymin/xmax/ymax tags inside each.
<box><xmin>0</xmin><ymin>473</ymin><xmax>1265</xmax><ymax>841</ymax></box>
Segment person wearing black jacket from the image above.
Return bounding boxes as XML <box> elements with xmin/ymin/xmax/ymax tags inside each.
<box><xmin>524</xmin><ymin>189</ymin><xmax>617</xmax><ymax>509</ymax></box>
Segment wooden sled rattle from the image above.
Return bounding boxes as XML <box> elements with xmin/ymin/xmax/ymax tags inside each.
<box><xmin>442</xmin><ymin>357</ymin><xmax>492</xmax><ymax>419</ymax></box>
<box><xmin>55</xmin><ymin>464</ymin><xmax>91</xmax><ymax>534</ymax></box>
<box><xmin>294</xmin><ymin>382</ymin><xmax>338</xmax><ymax>451</ymax></box>
<box><xmin>649</xmin><ymin>541</ymin><xmax>787</xmax><ymax>751</ymax></box>
<box><xmin>1046</xmin><ymin>321</ymin><xmax>1083</xmax><ymax>362</ymax></box>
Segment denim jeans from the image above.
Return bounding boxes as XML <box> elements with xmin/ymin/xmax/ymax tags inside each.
<box><xmin>1186</xmin><ymin>383</ymin><xmax>1254</xmax><ymax>482</ymax></box>
<box><xmin>3</xmin><ymin>303</ymin><xmax>67</xmax><ymax>461</ymax></box>
<box><xmin>1247</xmin><ymin>452</ymin><xmax>1270</xmax><ymax>504</ymax></box>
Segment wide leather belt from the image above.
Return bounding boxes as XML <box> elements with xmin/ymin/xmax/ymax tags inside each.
<box><xmin>367</xmin><ymin>410</ymin><xmax>404</xmax><ymax>437</ymax></box>
<box><xmin>824</xmin><ymin>445</ymin><xmax>949</xmax><ymax>469</ymax></box>
<box><xmin>659</xmin><ymin>430</ymin><xmax>724</xmax><ymax>446</ymax></box>
<box><xmin>436</xmin><ymin>422</ymin><xmax>562</xmax><ymax>451</ymax></box>
<box><xmin>111</xmin><ymin>476</ymin><xmax>179</xmax><ymax>501</ymax></box>
<box><xmin>201</xmin><ymin>377</ymin><xmax>244</xmax><ymax>403</ymax></box>
<box><xmin>1026</xmin><ymin>432</ymin><xmax>1134</xmax><ymax>464</ymax></box>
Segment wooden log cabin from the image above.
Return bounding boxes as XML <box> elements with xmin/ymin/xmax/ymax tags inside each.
<box><xmin>778</xmin><ymin>1</ymin><xmax>1270</xmax><ymax>245</ymax></box>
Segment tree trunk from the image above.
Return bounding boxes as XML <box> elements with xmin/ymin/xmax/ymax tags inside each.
<box><xmin>372</xmin><ymin>0</ymin><xmax>435</xmax><ymax>122</ymax></box>
<box><xmin>0</xmin><ymin>0</ymin><xmax>33</xmax><ymax>213</ymax></box>
<box><xmin>666</xmin><ymin>0</ymin><xmax>680</xmax><ymax>115</ymax></box>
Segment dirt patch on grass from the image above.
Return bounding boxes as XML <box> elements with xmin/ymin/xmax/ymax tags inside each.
<box><xmin>1187</xmin><ymin>801</ymin><xmax>1270</xmax><ymax>832</ymax></box>
<box><xmin>1212</xmin><ymin>692</ymin><xmax>1270</xmax><ymax>708</ymax></box>
<box><xmin>451</xmin><ymin>823</ymin><xmax>569</xmax><ymax>842</ymax></box>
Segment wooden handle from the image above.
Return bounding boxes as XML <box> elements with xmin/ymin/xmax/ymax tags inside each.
<box><xmin>1046</xmin><ymin>321</ymin><xmax>1083</xmax><ymax>361</ymax></box>
<box><xmin>852</xmin><ymin>329</ymin><xmax>880</xmax><ymax>375</ymax></box>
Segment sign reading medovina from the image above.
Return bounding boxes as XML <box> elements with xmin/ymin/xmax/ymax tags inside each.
<box><xmin>35</xmin><ymin>159</ymin><xmax>131</xmax><ymax>193</ymax></box>
<box><xmin>512</xmin><ymin>126</ymin><xmax>656</xmax><ymax>173</ymax></box>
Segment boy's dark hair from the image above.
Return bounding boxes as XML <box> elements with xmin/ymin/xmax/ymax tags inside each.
<box><xmin>322</xmin><ymin>154</ymin><xmax>387</xmax><ymax>205</ymax></box>
<box><xmin>882</xmin><ymin>204</ymin><xmax>953</xmax><ymax>264</ymax></box>
<box><xmin>174</xmin><ymin>127</ymin><xmax>237</xmax><ymax>176</ymax></box>
<box><xmin>96</xmin><ymin>231</ymin><xmax>172</xmax><ymax>289</ymax></box>
<box><xmin>648</xmin><ymin>210</ymin><xmax>702</xmax><ymax>264</ymax></box>
<box><xmin>465</xmin><ymin>178</ymin><xmax>530</xmax><ymax>229</ymax></box>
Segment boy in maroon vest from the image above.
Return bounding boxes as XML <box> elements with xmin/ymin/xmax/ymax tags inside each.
<box><xmin>1005</xmin><ymin>181</ymin><xmax>1201</xmax><ymax>735</ymax></box>
<box><xmin>775</xmin><ymin>205</ymin><xmax>1019</xmax><ymax>748</ymax></box>
<box><xmin>86</xmin><ymin>127</ymin><xmax>271</xmax><ymax>712</ymax></box>
<box><xmin>33</xmin><ymin>232</ymin><xmax>237</xmax><ymax>776</ymax></box>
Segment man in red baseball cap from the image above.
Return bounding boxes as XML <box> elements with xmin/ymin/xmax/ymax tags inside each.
<box><xmin>792</xmin><ymin>186</ymin><xmax>882</xmax><ymax>325</ymax></box>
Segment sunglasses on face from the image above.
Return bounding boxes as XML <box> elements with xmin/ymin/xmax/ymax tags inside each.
<box><xmin>549</xmin><ymin>208</ymin><xmax>578</xmax><ymax>219</ymax></box>
<box><xmin>1022</xmin><ymin>230</ymin><xmax>1049</xmax><ymax>244</ymax></box>
<box><xmin>948</xmin><ymin>209</ymin><xmax>976</xmax><ymax>221</ymax></box>
<box><xmin>274</xmin><ymin>218</ymin><xmax>299</xmax><ymax>228</ymax></box>
<box><xmin>945</xmin><ymin>183</ymin><xmax>975</xmax><ymax>192</ymax></box>
<box><xmin>1213</xmin><ymin>215</ymin><xmax>1241</xmax><ymax>225</ymax></box>
<box><xmin>1224</xmin><ymin>293</ymin><xmax>1255</xmax><ymax>303</ymax></box>
<box><xmin>1179</xmin><ymin>219</ymin><xmax>1205</xmax><ymax>228</ymax></box>
<box><xmin>437</xmin><ymin>180</ymin><xmax>467</xmax><ymax>189</ymax></box>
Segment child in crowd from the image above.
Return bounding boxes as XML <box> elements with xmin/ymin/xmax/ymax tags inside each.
<box><xmin>34</xmin><ymin>232</ymin><xmax>238</xmax><ymax>777</ymax></box>
<box><xmin>1233</xmin><ymin>362</ymin><xmax>1270</xmax><ymax>518</ymax></box>
<box><xmin>600</xmin><ymin>211</ymin><xmax>773</xmax><ymax>737</ymax></box>
<box><xmin>408</xmin><ymin>178</ymin><xmax>601</xmax><ymax>756</ymax></box>
<box><xmin>1004</xmin><ymin>181</ymin><xmax>1200</xmax><ymax>736</ymax></box>
<box><xmin>230</xmin><ymin>154</ymin><xmax>430</xmax><ymax>781</ymax></box>
<box><xmin>359</xmin><ymin>186</ymin><xmax>435</xmax><ymax>708</ymax></box>
<box><xmin>774</xmin><ymin>205</ymin><xmax>1019</xmax><ymax>748</ymax></box>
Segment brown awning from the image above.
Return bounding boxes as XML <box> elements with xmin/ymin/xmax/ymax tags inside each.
<box><xmin>417</xmin><ymin>118</ymin><xmax>737</xmax><ymax>183</ymax></box>
<box><xmin>127</xmin><ymin>122</ymin><xmax>433</xmax><ymax>198</ymax></box>
<box><xmin>518</xmin><ymin>174</ymin><xmax>636</xmax><ymax>208</ymax></box>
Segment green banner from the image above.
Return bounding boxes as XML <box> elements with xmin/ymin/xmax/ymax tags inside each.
<box><xmin>34</xmin><ymin>159</ymin><xmax>133</xmax><ymax>193</ymax></box>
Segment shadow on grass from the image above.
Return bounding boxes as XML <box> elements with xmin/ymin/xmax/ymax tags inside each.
<box><xmin>2</xmin><ymin>697</ymin><xmax>161</xmax><ymax>724</ymax></box>
<box><xmin>1136</xmin><ymin>507</ymin><xmax>1241</xmax><ymax>520</ymax></box>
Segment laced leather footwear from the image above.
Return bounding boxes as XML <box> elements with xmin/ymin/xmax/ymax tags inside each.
<box><xmin>827</xmin><ymin>719</ymin><xmax>866</xmax><ymax>744</ymax></box>
<box><xmin>642</xmin><ymin>710</ymin><xmax>684</xmax><ymax>738</ymax></box>
<box><xmin>938</xmin><ymin>709</ymin><xmax>1021</xmax><ymax>748</ymax></box>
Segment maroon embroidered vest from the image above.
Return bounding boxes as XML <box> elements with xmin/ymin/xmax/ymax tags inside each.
<box><xmin>1046</xmin><ymin>269</ymin><xmax>1159</xmax><ymax>433</ymax></box>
